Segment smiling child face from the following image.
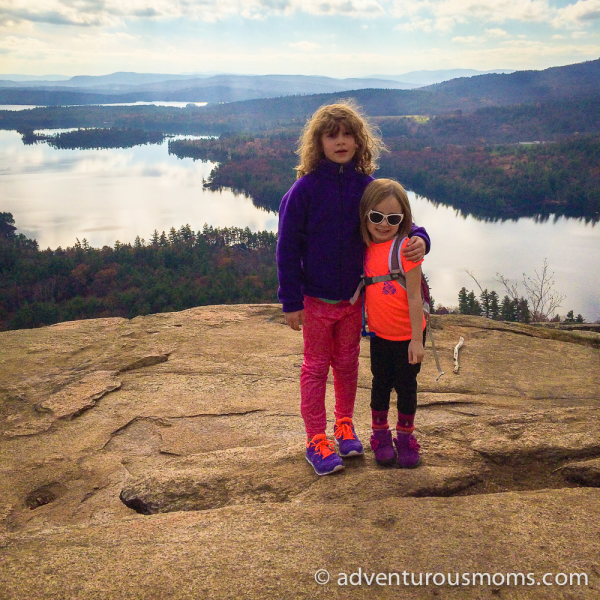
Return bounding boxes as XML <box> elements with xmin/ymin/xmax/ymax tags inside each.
<box><xmin>366</xmin><ymin>195</ymin><xmax>404</xmax><ymax>244</ymax></box>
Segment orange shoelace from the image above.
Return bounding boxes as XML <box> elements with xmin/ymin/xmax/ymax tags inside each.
<box><xmin>334</xmin><ymin>419</ymin><xmax>356</xmax><ymax>441</ymax></box>
<box><xmin>309</xmin><ymin>436</ymin><xmax>336</xmax><ymax>458</ymax></box>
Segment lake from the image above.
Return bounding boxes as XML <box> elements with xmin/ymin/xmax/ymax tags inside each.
<box><xmin>0</xmin><ymin>102</ymin><xmax>208</xmax><ymax>111</ymax></box>
<box><xmin>1</xmin><ymin>128</ymin><xmax>598</xmax><ymax>321</ymax></box>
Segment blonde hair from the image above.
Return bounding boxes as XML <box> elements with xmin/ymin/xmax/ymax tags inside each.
<box><xmin>360</xmin><ymin>178</ymin><xmax>412</xmax><ymax>246</ymax></box>
<box><xmin>296</xmin><ymin>100</ymin><xmax>385</xmax><ymax>178</ymax></box>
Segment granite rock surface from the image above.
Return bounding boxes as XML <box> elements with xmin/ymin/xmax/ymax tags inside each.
<box><xmin>1</xmin><ymin>308</ymin><xmax>599</xmax><ymax>599</ymax></box>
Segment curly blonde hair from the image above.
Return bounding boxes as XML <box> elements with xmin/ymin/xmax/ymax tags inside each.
<box><xmin>296</xmin><ymin>100</ymin><xmax>385</xmax><ymax>178</ymax></box>
<box><xmin>360</xmin><ymin>179</ymin><xmax>412</xmax><ymax>246</ymax></box>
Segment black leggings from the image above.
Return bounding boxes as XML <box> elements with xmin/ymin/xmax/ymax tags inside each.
<box><xmin>369</xmin><ymin>330</ymin><xmax>426</xmax><ymax>415</ymax></box>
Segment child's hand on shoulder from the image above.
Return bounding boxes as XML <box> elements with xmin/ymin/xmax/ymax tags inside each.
<box><xmin>408</xmin><ymin>339</ymin><xmax>424</xmax><ymax>364</ymax></box>
<box><xmin>403</xmin><ymin>236</ymin><xmax>426</xmax><ymax>262</ymax></box>
<box><xmin>285</xmin><ymin>310</ymin><xmax>305</xmax><ymax>331</ymax></box>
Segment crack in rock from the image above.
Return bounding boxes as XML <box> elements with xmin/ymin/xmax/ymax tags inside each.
<box><xmin>559</xmin><ymin>458</ymin><xmax>600</xmax><ymax>487</ymax></box>
<box><xmin>119</xmin><ymin>446</ymin><xmax>311</xmax><ymax>514</ymax></box>
<box><xmin>36</xmin><ymin>371</ymin><xmax>122</xmax><ymax>420</ymax></box>
<box><xmin>420</xmin><ymin>400</ymin><xmax>485</xmax><ymax>408</ymax></box>
<box><xmin>118</xmin><ymin>353</ymin><xmax>170</xmax><ymax>373</ymax></box>
<box><xmin>101</xmin><ymin>410</ymin><xmax>266</xmax><ymax>450</ymax></box>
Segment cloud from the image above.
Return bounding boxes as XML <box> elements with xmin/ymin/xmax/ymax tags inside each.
<box><xmin>553</xmin><ymin>0</ymin><xmax>600</xmax><ymax>27</ymax></box>
<box><xmin>485</xmin><ymin>28</ymin><xmax>509</xmax><ymax>37</ymax></box>
<box><xmin>452</xmin><ymin>35</ymin><xmax>481</xmax><ymax>43</ymax></box>
<box><xmin>0</xmin><ymin>0</ymin><xmax>388</xmax><ymax>27</ymax></box>
<box><xmin>389</xmin><ymin>0</ymin><xmax>555</xmax><ymax>31</ymax></box>
<box><xmin>2</xmin><ymin>0</ymin><xmax>599</xmax><ymax>30</ymax></box>
<box><xmin>289</xmin><ymin>41</ymin><xmax>321</xmax><ymax>51</ymax></box>
<box><xmin>0</xmin><ymin>35</ymin><xmax>51</xmax><ymax>61</ymax></box>
<box><xmin>294</xmin><ymin>0</ymin><xmax>386</xmax><ymax>17</ymax></box>
<box><xmin>387</xmin><ymin>0</ymin><xmax>600</xmax><ymax>32</ymax></box>
<box><xmin>0</xmin><ymin>2</ymin><xmax>120</xmax><ymax>27</ymax></box>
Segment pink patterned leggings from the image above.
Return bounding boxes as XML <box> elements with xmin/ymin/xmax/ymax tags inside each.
<box><xmin>301</xmin><ymin>296</ymin><xmax>362</xmax><ymax>438</ymax></box>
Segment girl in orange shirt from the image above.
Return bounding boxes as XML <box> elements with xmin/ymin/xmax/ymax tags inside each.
<box><xmin>359</xmin><ymin>178</ymin><xmax>427</xmax><ymax>468</ymax></box>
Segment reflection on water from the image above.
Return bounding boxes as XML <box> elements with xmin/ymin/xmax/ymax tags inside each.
<box><xmin>0</xmin><ymin>128</ymin><xmax>278</xmax><ymax>248</ymax></box>
<box><xmin>0</xmin><ymin>102</ymin><xmax>207</xmax><ymax>111</ymax></box>
<box><xmin>0</xmin><ymin>105</ymin><xmax>44</xmax><ymax>111</ymax></box>
<box><xmin>1</xmin><ymin>129</ymin><xmax>598</xmax><ymax>321</ymax></box>
<box><xmin>409</xmin><ymin>194</ymin><xmax>599</xmax><ymax>322</ymax></box>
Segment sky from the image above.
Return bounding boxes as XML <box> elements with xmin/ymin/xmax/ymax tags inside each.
<box><xmin>0</xmin><ymin>1</ymin><xmax>599</xmax><ymax>78</ymax></box>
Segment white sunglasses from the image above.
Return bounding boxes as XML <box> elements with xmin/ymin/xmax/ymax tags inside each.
<box><xmin>367</xmin><ymin>210</ymin><xmax>404</xmax><ymax>226</ymax></box>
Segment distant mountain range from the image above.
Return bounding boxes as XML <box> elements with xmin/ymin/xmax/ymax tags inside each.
<box><xmin>0</xmin><ymin>73</ymin><xmax>420</xmax><ymax>106</ymax></box>
<box><xmin>366</xmin><ymin>68</ymin><xmax>514</xmax><ymax>85</ymax></box>
<box><xmin>192</xmin><ymin>58</ymin><xmax>600</xmax><ymax>121</ymax></box>
<box><xmin>0</xmin><ymin>68</ymin><xmax>514</xmax><ymax>89</ymax></box>
<box><xmin>0</xmin><ymin>74</ymin><xmax>71</xmax><ymax>82</ymax></box>
<box><xmin>0</xmin><ymin>60</ymin><xmax>597</xmax><ymax>114</ymax></box>
<box><xmin>0</xmin><ymin>69</ymin><xmax>513</xmax><ymax>106</ymax></box>
<box><xmin>0</xmin><ymin>72</ymin><xmax>215</xmax><ymax>89</ymax></box>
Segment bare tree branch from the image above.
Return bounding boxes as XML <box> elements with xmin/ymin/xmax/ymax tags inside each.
<box><xmin>495</xmin><ymin>259</ymin><xmax>566</xmax><ymax>322</ymax></box>
<box><xmin>494</xmin><ymin>273</ymin><xmax>520</xmax><ymax>301</ymax></box>
<box><xmin>465</xmin><ymin>269</ymin><xmax>484</xmax><ymax>294</ymax></box>
<box><xmin>521</xmin><ymin>259</ymin><xmax>565</xmax><ymax>321</ymax></box>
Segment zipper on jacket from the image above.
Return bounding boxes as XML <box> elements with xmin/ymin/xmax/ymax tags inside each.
<box><xmin>338</xmin><ymin>165</ymin><xmax>344</xmax><ymax>298</ymax></box>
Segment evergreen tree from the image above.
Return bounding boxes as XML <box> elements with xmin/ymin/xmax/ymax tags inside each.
<box><xmin>480</xmin><ymin>289</ymin><xmax>491</xmax><ymax>318</ymax></box>
<box><xmin>489</xmin><ymin>291</ymin><xmax>500</xmax><ymax>320</ymax></box>
<box><xmin>458</xmin><ymin>287</ymin><xmax>469</xmax><ymax>314</ymax></box>
<box><xmin>500</xmin><ymin>295</ymin><xmax>515</xmax><ymax>321</ymax></box>
<box><xmin>168</xmin><ymin>227</ymin><xmax>179</xmax><ymax>245</ymax></box>
<box><xmin>467</xmin><ymin>291</ymin><xmax>481</xmax><ymax>316</ymax></box>
<box><xmin>517</xmin><ymin>298</ymin><xmax>531</xmax><ymax>323</ymax></box>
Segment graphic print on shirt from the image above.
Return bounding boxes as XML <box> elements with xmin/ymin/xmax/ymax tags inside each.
<box><xmin>382</xmin><ymin>280</ymin><xmax>396</xmax><ymax>295</ymax></box>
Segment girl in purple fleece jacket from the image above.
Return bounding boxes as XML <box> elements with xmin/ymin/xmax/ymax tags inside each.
<box><xmin>276</xmin><ymin>101</ymin><xmax>430</xmax><ymax>476</ymax></box>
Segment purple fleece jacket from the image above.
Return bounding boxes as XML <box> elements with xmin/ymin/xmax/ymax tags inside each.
<box><xmin>277</xmin><ymin>159</ymin><xmax>431</xmax><ymax>313</ymax></box>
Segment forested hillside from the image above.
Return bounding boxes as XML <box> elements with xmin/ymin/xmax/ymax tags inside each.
<box><xmin>168</xmin><ymin>129</ymin><xmax>600</xmax><ymax>221</ymax></box>
<box><xmin>20</xmin><ymin>127</ymin><xmax>166</xmax><ymax>149</ymax></box>
<box><xmin>379</xmin><ymin>135</ymin><xmax>600</xmax><ymax>221</ymax></box>
<box><xmin>426</xmin><ymin>58</ymin><xmax>600</xmax><ymax>104</ymax></box>
<box><xmin>0</xmin><ymin>219</ymin><xmax>278</xmax><ymax>331</ymax></box>
<box><xmin>169</xmin><ymin>134</ymin><xmax>298</xmax><ymax>212</ymax></box>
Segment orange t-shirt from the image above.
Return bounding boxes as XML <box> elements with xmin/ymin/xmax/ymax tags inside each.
<box><xmin>364</xmin><ymin>237</ymin><xmax>426</xmax><ymax>341</ymax></box>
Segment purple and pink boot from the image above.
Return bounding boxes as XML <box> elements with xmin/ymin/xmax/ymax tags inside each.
<box><xmin>370</xmin><ymin>429</ymin><xmax>396</xmax><ymax>465</ymax></box>
<box><xmin>394</xmin><ymin>412</ymin><xmax>420</xmax><ymax>468</ymax></box>
<box><xmin>393</xmin><ymin>433</ymin><xmax>421</xmax><ymax>468</ymax></box>
<box><xmin>370</xmin><ymin>410</ymin><xmax>395</xmax><ymax>466</ymax></box>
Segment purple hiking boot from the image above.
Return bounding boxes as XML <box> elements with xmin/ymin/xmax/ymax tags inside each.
<box><xmin>370</xmin><ymin>429</ymin><xmax>396</xmax><ymax>466</ymax></box>
<box><xmin>334</xmin><ymin>418</ymin><xmax>364</xmax><ymax>457</ymax></box>
<box><xmin>394</xmin><ymin>433</ymin><xmax>421</xmax><ymax>468</ymax></box>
